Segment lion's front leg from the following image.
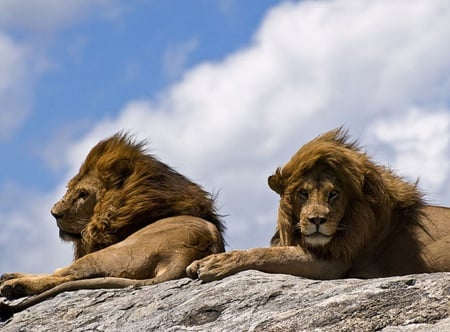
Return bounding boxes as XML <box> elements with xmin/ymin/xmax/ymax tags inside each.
<box><xmin>0</xmin><ymin>275</ymin><xmax>71</xmax><ymax>300</ymax></box>
<box><xmin>1</xmin><ymin>272</ymin><xmax>44</xmax><ymax>282</ymax></box>
<box><xmin>187</xmin><ymin>246</ymin><xmax>349</xmax><ymax>281</ymax></box>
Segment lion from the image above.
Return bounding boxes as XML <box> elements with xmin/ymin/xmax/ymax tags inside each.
<box><xmin>0</xmin><ymin>133</ymin><xmax>225</xmax><ymax>319</ymax></box>
<box><xmin>187</xmin><ymin>128</ymin><xmax>450</xmax><ymax>282</ymax></box>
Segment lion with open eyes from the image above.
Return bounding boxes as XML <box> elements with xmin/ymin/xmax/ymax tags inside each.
<box><xmin>0</xmin><ymin>133</ymin><xmax>225</xmax><ymax>319</ymax></box>
<box><xmin>187</xmin><ymin>128</ymin><xmax>450</xmax><ymax>281</ymax></box>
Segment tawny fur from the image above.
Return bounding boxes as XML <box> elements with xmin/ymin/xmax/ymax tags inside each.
<box><xmin>64</xmin><ymin>133</ymin><xmax>224</xmax><ymax>258</ymax></box>
<box><xmin>187</xmin><ymin>128</ymin><xmax>450</xmax><ymax>282</ymax></box>
<box><xmin>269</xmin><ymin>128</ymin><xmax>424</xmax><ymax>262</ymax></box>
<box><xmin>0</xmin><ymin>133</ymin><xmax>225</xmax><ymax>320</ymax></box>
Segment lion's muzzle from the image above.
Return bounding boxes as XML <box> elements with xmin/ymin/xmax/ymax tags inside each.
<box><xmin>51</xmin><ymin>207</ymin><xmax>64</xmax><ymax>220</ymax></box>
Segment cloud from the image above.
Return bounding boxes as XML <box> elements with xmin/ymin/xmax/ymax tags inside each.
<box><xmin>0</xmin><ymin>184</ymin><xmax>72</xmax><ymax>273</ymax></box>
<box><xmin>370</xmin><ymin>108</ymin><xmax>450</xmax><ymax>198</ymax></box>
<box><xmin>0</xmin><ymin>0</ymin><xmax>128</xmax><ymax>34</ymax></box>
<box><xmin>163</xmin><ymin>39</ymin><xmax>199</xmax><ymax>81</ymax></box>
<box><xmin>59</xmin><ymin>0</ymin><xmax>450</xmax><ymax>246</ymax></box>
<box><xmin>2</xmin><ymin>0</ymin><xmax>449</xmax><ymax>273</ymax></box>
<box><xmin>0</xmin><ymin>0</ymin><xmax>130</xmax><ymax>141</ymax></box>
<box><xmin>0</xmin><ymin>33</ymin><xmax>33</xmax><ymax>140</ymax></box>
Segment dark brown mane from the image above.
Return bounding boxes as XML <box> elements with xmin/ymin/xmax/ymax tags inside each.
<box><xmin>72</xmin><ymin>132</ymin><xmax>225</xmax><ymax>257</ymax></box>
<box><xmin>271</xmin><ymin>128</ymin><xmax>425</xmax><ymax>262</ymax></box>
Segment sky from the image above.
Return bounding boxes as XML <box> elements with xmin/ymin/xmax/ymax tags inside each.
<box><xmin>0</xmin><ymin>0</ymin><xmax>449</xmax><ymax>274</ymax></box>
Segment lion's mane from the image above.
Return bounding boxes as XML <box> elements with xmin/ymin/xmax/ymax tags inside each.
<box><xmin>270</xmin><ymin>128</ymin><xmax>425</xmax><ymax>262</ymax></box>
<box><xmin>70</xmin><ymin>133</ymin><xmax>225</xmax><ymax>258</ymax></box>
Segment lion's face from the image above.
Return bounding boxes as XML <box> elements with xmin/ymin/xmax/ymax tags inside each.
<box><xmin>282</xmin><ymin>166</ymin><xmax>348</xmax><ymax>247</ymax></box>
<box><xmin>51</xmin><ymin>174</ymin><xmax>104</xmax><ymax>241</ymax></box>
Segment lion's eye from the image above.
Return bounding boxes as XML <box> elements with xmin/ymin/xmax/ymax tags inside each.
<box><xmin>329</xmin><ymin>190</ymin><xmax>339</xmax><ymax>202</ymax></box>
<box><xmin>299</xmin><ymin>189</ymin><xmax>309</xmax><ymax>200</ymax></box>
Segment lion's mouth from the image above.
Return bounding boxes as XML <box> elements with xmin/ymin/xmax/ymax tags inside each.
<box><xmin>304</xmin><ymin>232</ymin><xmax>332</xmax><ymax>246</ymax></box>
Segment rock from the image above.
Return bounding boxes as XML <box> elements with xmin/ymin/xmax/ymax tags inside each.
<box><xmin>1</xmin><ymin>271</ymin><xmax>449</xmax><ymax>331</ymax></box>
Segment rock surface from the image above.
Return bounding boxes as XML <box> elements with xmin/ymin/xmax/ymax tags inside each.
<box><xmin>1</xmin><ymin>271</ymin><xmax>449</xmax><ymax>331</ymax></box>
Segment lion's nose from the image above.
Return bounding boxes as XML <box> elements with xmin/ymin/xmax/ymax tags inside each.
<box><xmin>51</xmin><ymin>208</ymin><xmax>64</xmax><ymax>220</ymax></box>
<box><xmin>308</xmin><ymin>216</ymin><xmax>327</xmax><ymax>225</ymax></box>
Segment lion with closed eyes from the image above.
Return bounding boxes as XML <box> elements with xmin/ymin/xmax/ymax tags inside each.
<box><xmin>1</xmin><ymin>133</ymin><xmax>225</xmax><ymax>319</ymax></box>
<box><xmin>187</xmin><ymin>128</ymin><xmax>450</xmax><ymax>281</ymax></box>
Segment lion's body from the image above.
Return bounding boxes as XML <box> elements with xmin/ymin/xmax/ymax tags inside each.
<box><xmin>1</xmin><ymin>133</ymin><xmax>225</xmax><ymax>319</ymax></box>
<box><xmin>187</xmin><ymin>128</ymin><xmax>450</xmax><ymax>281</ymax></box>
<box><xmin>349</xmin><ymin>205</ymin><xmax>450</xmax><ymax>277</ymax></box>
<box><xmin>53</xmin><ymin>133</ymin><xmax>224</xmax><ymax>259</ymax></box>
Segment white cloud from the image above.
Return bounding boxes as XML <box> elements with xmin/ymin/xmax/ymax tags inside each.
<box><xmin>371</xmin><ymin>109</ymin><xmax>450</xmax><ymax>197</ymax></box>
<box><xmin>0</xmin><ymin>185</ymin><xmax>72</xmax><ymax>274</ymax></box>
<box><xmin>2</xmin><ymin>0</ymin><xmax>449</xmax><ymax>273</ymax></box>
<box><xmin>59</xmin><ymin>0</ymin><xmax>450</xmax><ymax>247</ymax></box>
<box><xmin>0</xmin><ymin>33</ymin><xmax>33</xmax><ymax>140</ymax></box>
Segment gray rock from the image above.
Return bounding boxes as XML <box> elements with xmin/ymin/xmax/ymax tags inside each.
<box><xmin>1</xmin><ymin>271</ymin><xmax>449</xmax><ymax>331</ymax></box>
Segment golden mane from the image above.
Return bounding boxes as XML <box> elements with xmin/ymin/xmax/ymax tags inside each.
<box><xmin>71</xmin><ymin>133</ymin><xmax>225</xmax><ymax>257</ymax></box>
<box><xmin>272</xmin><ymin>128</ymin><xmax>425</xmax><ymax>261</ymax></box>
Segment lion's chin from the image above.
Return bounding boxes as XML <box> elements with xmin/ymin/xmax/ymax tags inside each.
<box><xmin>59</xmin><ymin>229</ymin><xmax>81</xmax><ymax>242</ymax></box>
<box><xmin>304</xmin><ymin>233</ymin><xmax>332</xmax><ymax>246</ymax></box>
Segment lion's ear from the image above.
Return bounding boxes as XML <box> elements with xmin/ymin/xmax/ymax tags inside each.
<box><xmin>99</xmin><ymin>158</ymin><xmax>134</xmax><ymax>188</ymax></box>
<box><xmin>268</xmin><ymin>169</ymin><xmax>285</xmax><ymax>195</ymax></box>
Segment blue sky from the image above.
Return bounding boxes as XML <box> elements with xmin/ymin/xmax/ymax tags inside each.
<box><xmin>0</xmin><ymin>0</ymin><xmax>449</xmax><ymax>274</ymax></box>
<box><xmin>0</xmin><ymin>1</ymin><xmax>278</xmax><ymax>192</ymax></box>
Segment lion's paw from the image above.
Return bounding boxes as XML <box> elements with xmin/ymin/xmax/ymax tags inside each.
<box><xmin>187</xmin><ymin>252</ymin><xmax>242</xmax><ymax>282</ymax></box>
<box><xmin>186</xmin><ymin>260</ymin><xmax>200</xmax><ymax>279</ymax></box>
<box><xmin>0</xmin><ymin>281</ymin><xmax>27</xmax><ymax>300</ymax></box>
